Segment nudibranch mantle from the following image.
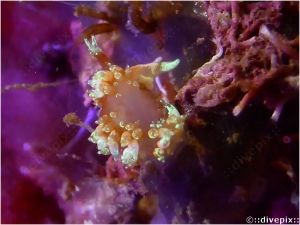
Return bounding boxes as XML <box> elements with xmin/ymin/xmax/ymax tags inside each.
<box><xmin>84</xmin><ymin>36</ymin><xmax>185</xmax><ymax>167</ymax></box>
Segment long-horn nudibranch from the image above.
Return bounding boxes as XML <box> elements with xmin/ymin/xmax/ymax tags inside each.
<box><xmin>74</xmin><ymin>35</ymin><xmax>185</xmax><ymax>167</ymax></box>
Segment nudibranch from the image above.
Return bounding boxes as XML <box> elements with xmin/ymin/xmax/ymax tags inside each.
<box><xmin>83</xmin><ymin>36</ymin><xmax>185</xmax><ymax>167</ymax></box>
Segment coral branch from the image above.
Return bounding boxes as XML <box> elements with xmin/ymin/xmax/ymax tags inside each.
<box><xmin>270</xmin><ymin>100</ymin><xmax>287</xmax><ymax>122</ymax></box>
<box><xmin>84</xmin><ymin>36</ymin><xmax>113</xmax><ymax>70</ymax></box>
<box><xmin>259</xmin><ymin>24</ymin><xmax>299</xmax><ymax>60</ymax></box>
<box><xmin>233</xmin><ymin>65</ymin><xmax>293</xmax><ymax>116</ymax></box>
<box><xmin>127</xmin><ymin>4</ymin><xmax>157</xmax><ymax>34</ymax></box>
<box><xmin>239</xmin><ymin>20</ymin><xmax>263</xmax><ymax>41</ymax></box>
<box><xmin>247</xmin><ymin>2</ymin><xmax>282</xmax><ymax>11</ymax></box>
<box><xmin>229</xmin><ymin>1</ymin><xmax>240</xmax><ymax>46</ymax></box>
<box><xmin>232</xmin><ymin>88</ymin><xmax>258</xmax><ymax>116</ymax></box>
<box><xmin>2</xmin><ymin>80</ymin><xmax>78</xmax><ymax>93</ymax></box>
<box><xmin>74</xmin><ymin>4</ymin><xmax>110</xmax><ymax>21</ymax></box>
<box><xmin>76</xmin><ymin>24</ymin><xmax>117</xmax><ymax>44</ymax></box>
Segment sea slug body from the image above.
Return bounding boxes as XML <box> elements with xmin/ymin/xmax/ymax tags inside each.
<box><xmin>84</xmin><ymin>36</ymin><xmax>185</xmax><ymax>167</ymax></box>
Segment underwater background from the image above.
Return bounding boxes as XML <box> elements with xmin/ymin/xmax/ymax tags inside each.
<box><xmin>1</xmin><ymin>1</ymin><xmax>299</xmax><ymax>224</ymax></box>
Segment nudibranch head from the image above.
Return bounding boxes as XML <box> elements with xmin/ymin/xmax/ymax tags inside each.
<box><xmin>85</xmin><ymin>36</ymin><xmax>185</xmax><ymax>167</ymax></box>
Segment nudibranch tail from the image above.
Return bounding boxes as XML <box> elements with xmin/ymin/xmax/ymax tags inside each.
<box><xmin>85</xmin><ymin>35</ymin><xmax>185</xmax><ymax>166</ymax></box>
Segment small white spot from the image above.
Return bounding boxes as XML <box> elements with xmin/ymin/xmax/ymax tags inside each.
<box><xmin>75</xmin><ymin>185</ymin><xmax>80</xmax><ymax>192</ymax></box>
<box><xmin>20</xmin><ymin>166</ymin><xmax>30</xmax><ymax>175</ymax></box>
<box><xmin>23</xmin><ymin>143</ymin><xmax>32</xmax><ymax>152</ymax></box>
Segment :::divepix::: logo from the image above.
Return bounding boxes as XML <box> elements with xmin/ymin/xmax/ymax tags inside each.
<box><xmin>246</xmin><ymin>216</ymin><xmax>299</xmax><ymax>224</ymax></box>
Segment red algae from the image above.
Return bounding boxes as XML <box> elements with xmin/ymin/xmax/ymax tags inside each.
<box><xmin>176</xmin><ymin>1</ymin><xmax>299</xmax><ymax>122</ymax></box>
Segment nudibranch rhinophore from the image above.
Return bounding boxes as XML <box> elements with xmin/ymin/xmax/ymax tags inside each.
<box><xmin>84</xmin><ymin>36</ymin><xmax>185</xmax><ymax>167</ymax></box>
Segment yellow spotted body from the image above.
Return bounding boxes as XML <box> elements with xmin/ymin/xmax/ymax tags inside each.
<box><xmin>85</xmin><ymin>36</ymin><xmax>185</xmax><ymax>167</ymax></box>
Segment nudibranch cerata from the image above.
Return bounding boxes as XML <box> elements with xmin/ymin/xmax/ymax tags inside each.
<box><xmin>84</xmin><ymin>36</ymin><xmax>185</xmax><ymax>167</ymax></box>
